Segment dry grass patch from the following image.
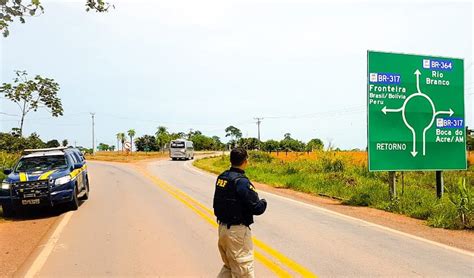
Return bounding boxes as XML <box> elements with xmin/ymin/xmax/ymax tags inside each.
<box><xmin>86</xmin><ymin>151</ymin><xmax>169</xmax><ymax>162</ymax></box>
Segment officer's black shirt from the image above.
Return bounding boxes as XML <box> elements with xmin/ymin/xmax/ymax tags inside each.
<box><xmin>213</xmin><ymin>167</ymin><xmax>267</xmax><ymax>227</ymax></box>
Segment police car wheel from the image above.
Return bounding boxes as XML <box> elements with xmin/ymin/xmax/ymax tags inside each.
<box><xmin>68</xmin><ymin>186</ymin><xmax>79</xmax><ymax>211</ymax></box>
<box><xmin>1</xmin><ymin>204</ymin><xmax>14</xmax><ymax>217</ymax></box>
<box><xmin>80</xmin><ymin>179</ymin><xmax>89</xmax><ymax>201</ymax></box>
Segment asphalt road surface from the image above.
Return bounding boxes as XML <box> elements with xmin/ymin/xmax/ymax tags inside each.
<box><xmin>20</xmin><ymin>159</ymin><xmax>474</xmax><ymax>277</ymax></box>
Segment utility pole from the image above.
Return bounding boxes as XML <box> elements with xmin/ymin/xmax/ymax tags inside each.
<box><xmin>90</xmin><ymin>113</ymin><xmax>95</xmax><ymax>155</ymax></box>
<box><xmin>254</xmin><ymin>117</ymin><xmax>264</xmax><ymax>141</ymax></box>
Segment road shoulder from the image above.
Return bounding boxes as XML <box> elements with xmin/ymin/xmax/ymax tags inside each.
<box><xmin>189</xmin><ymin>161</ymin><xmax>474</xmax><ymax>253</ymax></box>
<box><xmin>0</xmin><ymin>215</ymin><xmax>59</xmax><ymax>277</ymax></box>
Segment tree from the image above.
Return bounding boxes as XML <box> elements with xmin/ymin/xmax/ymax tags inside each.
<box><xmin>155</xmin><ymin>126</ymin><xmax>170</xmax><ymax>151</ymax></box>
<box><xmin>188</xmin><ymin>133</ymin><xmax>224</xmax><ymax>151</ymax></box>
<box><xmin>127</xmin><ymin>129</ymin><xmax>136</xmax><ymax>152</ymax></box>
<box><xmin>186</xmin><ymin>129</ymin><xmax>202</xmax><ymax>140</ymax></box>
<box><xmin>0</xmin><ymin>70</ymin><xmax>62</xmax><ymax>136</ymax></box>
<box><xmin>306</xmin><ymin>138</ymin><xmax>324</xmax><ymax>151</ymax></box>
<box><xmin>45</xmin><ymin>139</ymin><xmax>60</xmax><ymax>148</ymax></box>
<box><xmin>225</xmin><ymin>126</ymin><xmax>242</xmax><ymax>140</ymax></box>
<box><xmin>0</xmin><ymin>0</ymin><xmax>112</xmax><ymax>38</ymax></box>
<box><xmin>135</xmin><ymin>135</ymin><xmax>159</xmax><ymax>152</ymax></box>
<box><xmin>170</xmin><ymin>132</ymin><xmax>185</xmax><ymax>140</ymax></box>
<box><xmin>280</xmin><ymin>133</ymin><xmax>305</xmax><ymax>151</ymax></box>
<box><xmin>62</xmin><ymin>139</ymin><xmax>68</xmax><ymax>147</ymax></box>
<box><xmin>25</xmin><ymin>132</ymin><xmax>45</xmax><ymax>149</ymax></box>
<box><xmin>211</xmin><ymin>136</ymin><xmax>225</xmax><ymax>150</ymax></box>
<box><xmin>116</xmin><ymin>132</ymin><xmax>126</xmax><ymax>152</ymax></box>
<box><xmin>237</xmin><ymin>137</ymin><xmax>261</xmax><ymax>150</ymax></box>
<box><xmin>116</xmin><ymin>132</ymin><xmax>121</xmax><ymax>152</ymax></box>
<box><xmin>97</xmin><ymin>143</ymin><xmax>110</xmax><ymax>151</ymax></box>
<box><xmin>225</xmin><ymin>126</ymin><xmax>242</xmax><ymax>148</ymax></box>
<box><xmin>108</xmin><ymin>145</ymin><xmax>115</xmax><ymax>151</ymax></box>
<box><xmin>0</xmin><ymin>131</ymin><xmax>46</xmax><ymax>152</ymax></box>
<box><xmin>262</xmin><ymin>140</ymin><xmax>279</xmax><ymax>152</ymax></box>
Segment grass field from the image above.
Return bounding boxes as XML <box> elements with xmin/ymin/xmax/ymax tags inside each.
<box><xmin>85</xmin><ymin>151</ymin><xmax>170</xmax><ymax>162</ymax></box>
<box><xmin>194</xmin><ymin>151</ymin><xmax>474</xmax><ymax>229</ymax></box>
<box><xmin>85</xmin><ymin>151</ymin><xmax>218</xmax><ymax>163</ymax></box>
<box><xmin>271</xmin><ymin>151</ymin><xmax>474</xmax><ymax>165</ymax></box>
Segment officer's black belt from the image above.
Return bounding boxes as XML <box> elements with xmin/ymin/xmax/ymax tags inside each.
<box><xmin>217</xmin><ymin>220</ymin><xmax>249</xmax><ymax>229</ymax></box>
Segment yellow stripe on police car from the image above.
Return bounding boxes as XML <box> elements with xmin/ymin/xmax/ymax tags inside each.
<box><xmin>19</xmin><ymin>172</ymin><xmax>28</xmax><ymax>182</ymax></box>
<box><xmin>39</xmin><ymin>170</ymin><xmax>57</xmax><ymax>180</ymax></box>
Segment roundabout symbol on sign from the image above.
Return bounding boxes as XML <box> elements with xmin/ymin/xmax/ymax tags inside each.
<box><xmin>381</xmin><ymin>69</ymin><xmax>454</xmax><ymax>157</ymax></box>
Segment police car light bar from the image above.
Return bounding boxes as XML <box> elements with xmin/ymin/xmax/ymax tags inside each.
<box><xmin>23</xmin><ymin>147</ymin><xmax>69</xmax><ymax>154</ymax></box>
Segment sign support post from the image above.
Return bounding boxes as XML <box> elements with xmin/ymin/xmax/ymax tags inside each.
<box><xmin>388</xmin><ymin>171</ymin><xmax>396</xmax><ymax>199</ymax></box>
<box><xmin>436</xmin><ymin>171</ymin><xmax>444</xmax><ymax>198</ymax></box>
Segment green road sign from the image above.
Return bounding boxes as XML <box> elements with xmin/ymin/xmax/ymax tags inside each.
<box><xmin>367</xmin><ymin>51</ymin><xmax>466</xmax><ymax>171</ymax></box>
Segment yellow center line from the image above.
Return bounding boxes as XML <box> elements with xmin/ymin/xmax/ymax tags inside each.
<box><xmin>141</xmin><ymin>168</ymin><xmax>316</xmax><ymax>277</ymax></box>
<box><xmin>136</xmin><ymin>166</ymin><xmax>317</xmax><ymax>277</ymax></box>
<box><xmin>137</xmin><ymin>168</ymin><xmax>291</xmax><ymax>277</ymax></box>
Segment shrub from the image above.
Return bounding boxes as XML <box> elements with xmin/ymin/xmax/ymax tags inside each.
<box><xmin>447</xmin><ymin>178</ymin><xmax>474</xmax><ymax>229</ymax></box>
<box><xmin>248</xmin><ymin>151</ymin><xmax>273</xmax><ymax>163</ymax></box>
<box><xmin>0</xmin><ymin>152</ymin><xmax>20</xmax><ymax>182</ymax></box>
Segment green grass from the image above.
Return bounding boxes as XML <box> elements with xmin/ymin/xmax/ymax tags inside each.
<box><xmin>0</xmin><ymin>152</ymin><xmax>20</xmax><ymax>182</ymax></box>
<box><xmin>194</xmin><ymin>151</ymin><xmax>474</xmax><ymax>229</ymax></box>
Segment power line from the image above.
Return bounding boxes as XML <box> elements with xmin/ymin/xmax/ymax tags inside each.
<box><xmin>0</xmin><ymin>112</ymin><xmax>18</xmax><ymax>117</ymax></box>
<box><xmin>261</xmin><ymin>105</ymin><xmax>365</xmax><ymax>120</ymax></box>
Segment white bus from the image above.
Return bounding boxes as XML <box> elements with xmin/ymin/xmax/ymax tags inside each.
<box><xmin>169</xmin><ymin>140</ymin><xmax>194</xmax><ymax>160</ymax></box>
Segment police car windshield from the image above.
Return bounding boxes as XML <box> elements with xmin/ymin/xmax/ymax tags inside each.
<box><xmin>171</xmin><ymin>142</ymin><xmax>185</xmax><ymax>148</ymax></box>
<box><xmin>15</xmin><ymin>155</ymin><xmax>68</xmax><ymax>173</ymax></box>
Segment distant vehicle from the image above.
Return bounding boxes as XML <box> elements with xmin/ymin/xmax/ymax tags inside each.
<box><xmin>0</xmin><ymin>147</ymin><xmax>90</xmax><ymax>217</ymax></box>
<box><xmin>169</xmin><ymin>140</ymin><xmax>194</xmax><ymax>160</ymax></box>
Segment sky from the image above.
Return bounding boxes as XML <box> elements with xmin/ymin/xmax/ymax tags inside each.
<box><xmin>1</xmin><ymin>0</ymin><xmax>472</xmax><ymax>150</ymax></box>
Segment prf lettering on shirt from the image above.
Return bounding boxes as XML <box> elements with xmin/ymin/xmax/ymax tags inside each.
<box><xmin>216</xmin><ymin>179</ymin><xmax>228</xmax><ymax>187</ymax></box>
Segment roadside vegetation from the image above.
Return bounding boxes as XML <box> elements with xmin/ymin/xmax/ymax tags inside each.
<box><xmin>194</xmin><ymin>151</ymin><xmax>474</xmax><ymax>230</ymax></box>
<box><xmin>0</xmin><ymin>152</ymin><xmax>20</xmax><ymax>182</ymax></box>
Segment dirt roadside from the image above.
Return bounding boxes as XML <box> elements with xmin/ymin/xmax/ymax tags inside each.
<box><xmin>0</xmin><ymin>213</ymin><xmax>59</xmax><ymax>277</ymax></box>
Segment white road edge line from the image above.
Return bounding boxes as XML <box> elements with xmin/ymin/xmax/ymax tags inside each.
<box><xmin>24</xmin><ymin>211</ymin><xmax>74</xmax><ymax>278</ymax></box>
<box><xmin>184</xmin><ymin>160</ymin><xmax>474</xmax><ymax>258</ymax></box>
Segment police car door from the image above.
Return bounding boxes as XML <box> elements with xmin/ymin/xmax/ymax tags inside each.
<box><xmin>70</xmin><ymin>153</ymin><xmax>85</xmax><ymax>191</ymax></box>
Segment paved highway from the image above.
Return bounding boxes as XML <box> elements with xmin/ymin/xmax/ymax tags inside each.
<box><xmin>19</xmin><ymin>159</ymin><xmax>474</xmax><ymax>277</ymax></box>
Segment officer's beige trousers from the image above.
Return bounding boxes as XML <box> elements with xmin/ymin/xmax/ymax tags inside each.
<box><xmin>217</xmin><ymin>224</ymin><xmax>255</xmax><ymax>278</ymax></box>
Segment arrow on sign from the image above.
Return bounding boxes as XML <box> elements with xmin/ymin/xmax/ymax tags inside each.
<box><xmin>414</xmin><ymin>69</ymin><xmax>422</xmax><ymax>94</ymax></box>
<box><xmin>435</xmin><ymin>108</ymin><xmax>454</xmax><ymax>117</ymax></box>
<box><xmin>410</xmin><ymin>128</ymin><xmax>418</xmax><ymax>157</ymax></box>
<box><xmin>381</xmin><ymin>106</ymin><xmax>403</xmax><ymax>115</ymax></box>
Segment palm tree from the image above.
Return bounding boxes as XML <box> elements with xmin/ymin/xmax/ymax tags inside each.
<box><xmin>155</xmin><ymin>126</ymin><xmax>170</xmax><ymax>153</ymax></box>
<box><xmin>127</xmin><ymin>129</ymin><xmax>136</xmax><ymax>153</ymax></box>
<box><xmin>116</xmin><ymin>133</ymin><xmax>121</xmax><ymax>152</ymax></box>
<box><xmin>117</xmin><ymin>132</ymin><xmax>126</xmax><ymax>152</ymax></box>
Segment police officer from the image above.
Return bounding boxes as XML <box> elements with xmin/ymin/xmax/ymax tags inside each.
<box><xmin>213</xmin><ymin>147</ymin><xmax>267</xmax><ymax>278</ymax></box>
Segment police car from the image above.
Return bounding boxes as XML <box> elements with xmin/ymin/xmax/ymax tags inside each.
<box><xmin>0</xmin><ymin>147</ymin><xmax>90</xmax><ymax>217</ymax></box>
